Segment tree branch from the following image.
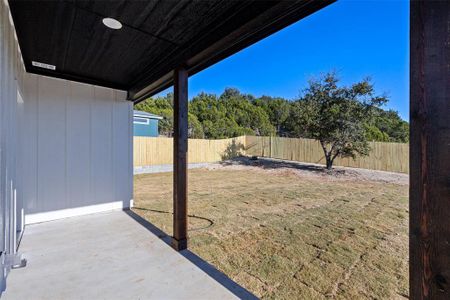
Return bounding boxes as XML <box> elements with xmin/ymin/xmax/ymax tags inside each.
<box><xmin>331</xmin><ymin>149</ymin><xmax>341</xmax><ymax>164</ymax></box>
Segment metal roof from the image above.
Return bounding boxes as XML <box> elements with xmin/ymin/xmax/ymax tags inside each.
<box><xmin>133</xmin><ymin>110</ymin><xmax>163</xmax><ymax>120</ymax></box>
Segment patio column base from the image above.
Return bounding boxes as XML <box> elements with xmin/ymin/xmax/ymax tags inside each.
<box><xmin>171</xmin><ymin>237</ymin><xmax>188</xmax><ymax>251</ymax></box>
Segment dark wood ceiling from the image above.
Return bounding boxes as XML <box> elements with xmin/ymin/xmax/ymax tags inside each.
<box><xmin>9</xmin><ymin>0</ymin><xmax>334</xmax><ymax>102</ymax></box>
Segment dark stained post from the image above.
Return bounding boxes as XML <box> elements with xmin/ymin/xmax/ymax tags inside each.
<box><xmin>172</xmin><ymin>67</ymin><xmax>188</xmax><ymax>251</ymax></box>
<box><xmin>410</xmin><ymin>1</ymin><xmax>450</xmax><ymax>299</ymax></box>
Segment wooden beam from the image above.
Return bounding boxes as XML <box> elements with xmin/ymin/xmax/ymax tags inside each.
<box><xmin>172</xmin><ymin>67</ymin><xmax>188</xmax><ymax>251</ymax></box>
<box><xmin>410</xmin><ymin>1</ymin><xmax>450</xmax><ymax>299</ymax></box>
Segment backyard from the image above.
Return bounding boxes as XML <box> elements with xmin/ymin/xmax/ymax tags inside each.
<box><xmin>133</xmin><ymin>158</ymin><xmax>409</xmax><ymax>299</ymax></box>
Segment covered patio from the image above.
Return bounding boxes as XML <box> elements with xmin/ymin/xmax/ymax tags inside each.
<box><xmin>0</xmin><ymin>0</ymin><xmax>449</xmax><ymax>299</ymax></box>
<box><xmin>3</xmin><ymin>211</ymin><xmax>253</xmax><ymax>299</ymax></box>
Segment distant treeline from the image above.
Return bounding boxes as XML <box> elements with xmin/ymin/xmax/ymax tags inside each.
<box><xmin>135</xmin><ymin>88</ymin><xmax>408</xmax><ymax>143</ymax></box>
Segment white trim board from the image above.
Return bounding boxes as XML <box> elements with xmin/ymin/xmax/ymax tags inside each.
<box><xmin>25</xmin><ymin>200</ymin><xmax>133</xmax><ymax>225</ymax></box>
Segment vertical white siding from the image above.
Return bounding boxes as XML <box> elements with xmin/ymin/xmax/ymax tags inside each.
<box><xmin>37</xmin><ymin>77</ymin><xmax>67</xmax><ymax>213</ymax></box>
<box><xmin>21</xmin><ymin>74</ymin><xmax>133</xmax><ymax>224</ymax></box>
<box><xmin>66</xmin><ymin>83</ymin><xmax>91</xmax><ymax>209</ymax></box>
<box><xmin>21</xmin><ymin>75</ymin><xmax>38</xmax><ymax>214</ymax></box>
<box><xmin>0</xmin><ymin>0</ymin><xmax>133</xmax><ymax>292</ymax></box>
<box><xmin>114</xmin><ymin>92</ymin><xmax>134</xmax><ymax>206</ymax></box>
<box><xmin>0</xmin><ymin>0</ymin><xmax>26</xmax><ymax>290</ymax></box>
<box><xmin>0</xmin><ymin>0</ymin><xmax>132</xmax><ymax>228</ymax></box>
<box><xmin>91</xmin><ymin>87</ymin><xmax>114</xmax><ymax>207</ymax></box>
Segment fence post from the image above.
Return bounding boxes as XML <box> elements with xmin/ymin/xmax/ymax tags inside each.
<box><xmin>269</xmin><ymin>135</ymin><xmax>272</xmax><ymax>158</ymax></box>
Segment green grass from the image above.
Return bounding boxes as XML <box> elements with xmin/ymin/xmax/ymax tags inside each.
<box><xmin>134</xmin><ymin>168</ymin><xmax>408</xmax><ymax>299</ymax></box>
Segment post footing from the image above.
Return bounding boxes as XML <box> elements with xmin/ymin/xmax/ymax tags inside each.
<box><xmin>171</xmin><ymin>237</ymin><xmax>188</xmax><ymax>251</ymax></box>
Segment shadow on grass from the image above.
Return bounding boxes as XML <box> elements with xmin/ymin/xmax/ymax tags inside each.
<box><xmin>132</xmin><ymin>206</ymin><xmax>214</xmax><ymax>231</ymax></box>
<box><xmin>124</xmin><ymin>209</ymin><xmax>258</xmax><ymax>300</ymax></box>
<box><xmin>219</xmin><ymin>156</ymin><xmax>339</xmax><ymax>174</ymax></box>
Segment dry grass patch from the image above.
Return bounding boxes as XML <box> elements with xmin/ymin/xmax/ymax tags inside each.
<box><xmin>133</xmin><ymin>164</ymin><xmax>408</xmax><ymax>299</ymax></box>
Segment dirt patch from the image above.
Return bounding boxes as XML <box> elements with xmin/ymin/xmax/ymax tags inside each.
<box><xmin>206</xmin><ymin>157</ymin><xmax>408</xmax><ymax>185</ymax></box>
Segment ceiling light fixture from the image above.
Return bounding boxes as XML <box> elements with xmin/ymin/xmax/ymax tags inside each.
<box><xmin>102</xmin><ymin>17</ymin><xmax>122</xmax><ymax>30</ymax></box>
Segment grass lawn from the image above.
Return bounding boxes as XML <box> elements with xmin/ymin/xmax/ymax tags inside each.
<box><xmin>133</xmin><ymin>161</ymin><xmax>409</xmax><ymax>299</ymax></box>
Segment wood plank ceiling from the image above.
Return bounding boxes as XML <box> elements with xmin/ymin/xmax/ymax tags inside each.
<box><xmin>9</xmin><ymin>0</ymin><xmax>334</xmax><ymax>102</ymax></box>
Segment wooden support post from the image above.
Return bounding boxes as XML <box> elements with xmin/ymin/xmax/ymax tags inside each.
<box><xmin>410</xmin><ymin>1</ymin><xmax>450</xmax><ymax>299</ymax></box>
<box><xmin>172</xmin><ymin>67</ymin><xmax>188</xmax><ymax>251</ymax></box>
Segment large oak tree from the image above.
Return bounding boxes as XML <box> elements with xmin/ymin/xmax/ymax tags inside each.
<box><xmin>289</xmin><ymin>72</ymin><xmax>388</xmax><ymax>170</ymax></box>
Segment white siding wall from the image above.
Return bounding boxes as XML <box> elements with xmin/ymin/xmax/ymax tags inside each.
<box><xmin>0</xmin><ymin>0</ymin><xmax>26</xmax><ymax>290</ymax></box>
<box><xmin>1</xmin><ymin>0</ymin><xmax>133</xmax><ymax>292</ymax></box>
<box><xmin>0</xmin><ymin>0</ymin><xmax>133</xmax><ymax>228</ymax></box>
<box><xmin>21</xmin><ymin>74</ymin><xmax>133</xmax><ymax>224</ymax></box>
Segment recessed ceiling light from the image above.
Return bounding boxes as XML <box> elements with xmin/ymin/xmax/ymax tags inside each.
<box><xmin>102</xmin><ymin>17</ymin><xmax>122</xmax><ymax>30</ymax></box>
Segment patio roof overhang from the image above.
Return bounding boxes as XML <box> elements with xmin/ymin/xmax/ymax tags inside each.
<box><xmin>8</xmin><ymin>0</ymin><xmax>334</xmax><ymax>103</ymax></box>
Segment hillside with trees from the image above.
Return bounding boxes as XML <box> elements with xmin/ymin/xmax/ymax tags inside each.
<box><xmin>134</xmin><ymin>73</ymin><xmax>409</xmax><ymax>145</ymax></box>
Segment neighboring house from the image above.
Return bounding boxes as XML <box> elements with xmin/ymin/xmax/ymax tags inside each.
<box><xmin>133</xmin><ymin>110</ymin><xmax>163</xmax><ymax>137</ymax></box>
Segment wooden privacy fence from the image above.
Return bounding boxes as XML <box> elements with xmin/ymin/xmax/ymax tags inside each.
<box><xmin>245</xmin><ymin>136</ymin><xmax>409</xmax><ymax>173</ymax></box>
<box><xmin>134</xmin><ymin>135</ymin><xmax>409</xmax><ymax>173</ymax></box>
<box><xmin>134</xmin><ymin>136</ymin><xmax>246</xmax><ymax>166</ymax></box>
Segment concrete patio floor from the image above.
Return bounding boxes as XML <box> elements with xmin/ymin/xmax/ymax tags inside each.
<box><xmin>3</xmin><ymin>210</ymin><xmax>252</xmax><ymax>299</ymax></box>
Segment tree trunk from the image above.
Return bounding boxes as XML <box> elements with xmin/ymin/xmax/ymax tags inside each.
<box><xmin>319</xmin><ymin>140</ymin><xmax>333</xmax><ymax>170</ymax></box>
<box><xmin>326</xmin><ymin>157</ymin><xmax>333</xmax><ymax>170</ymax></box>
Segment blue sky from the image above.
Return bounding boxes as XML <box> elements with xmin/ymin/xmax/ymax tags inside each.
<box><xmin>160</xmin><ymin>0</ymin><xmax>410</xmax><ymax>120</ymax></box>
